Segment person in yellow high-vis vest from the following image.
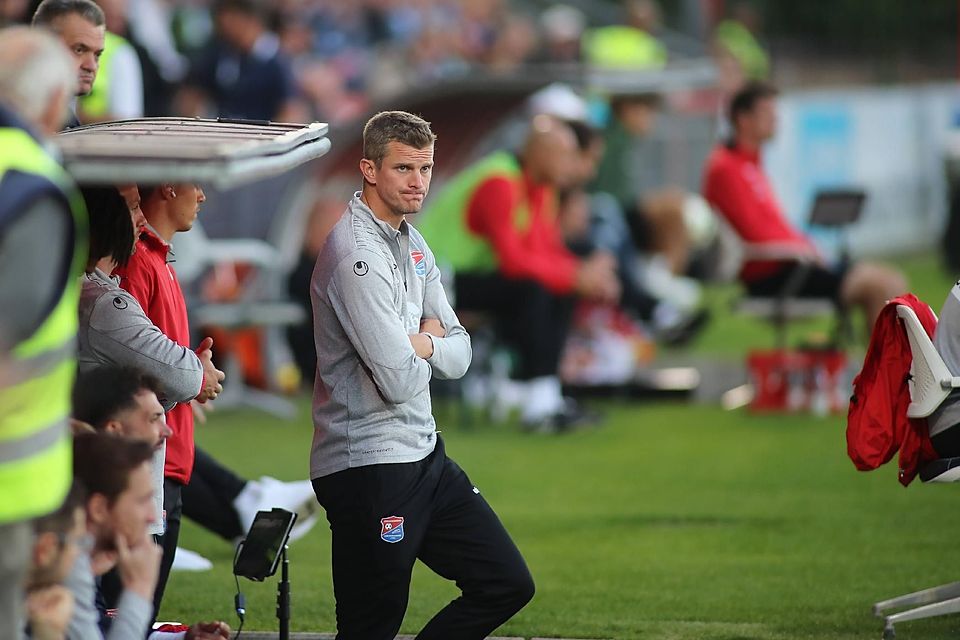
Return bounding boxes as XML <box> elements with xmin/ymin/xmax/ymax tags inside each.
<box><xmin>32</xmin><ymin>0</ymin><xmax>107</xmax><ymax>127</ymax></box>
<box><xmin>77</xmin><ymin>29</ymin><xmax>144</xmax><ymax>122</ymax></box>
<box><xmin>583</xmin><ymin>0</ymin><xmax>667</xmax><ymax>70</ymax></box>
<box><xmin>0</xmin><ymin>26</ymin><xmax>86</xmax><ymax>636</ymax></box>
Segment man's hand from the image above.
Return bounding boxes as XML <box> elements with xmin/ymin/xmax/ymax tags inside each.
<box><xmin>409</xmin><ymin>333</ymin><xmax>434</xmax><ymax>359</ymax></box>
<box><xmin>90</xmin><ymin>548</ymin><xmax>118</xmax><ymax>576</ymax></box>
<box><xmin>195</xmin><ymin>336</ymin><xmax>225</xmax><ymax>402</ymax></box>
<box><xmin>25</xmin><ymin>585</ymin><xmax>74</xmax><ymax>640</ymax></box>
<box><xmin>115</xmin><ymin>533</ymin><xmax>162</xmax><ymax>601</ymax></box>
<box><xmin>185</xmin><ymin>621</ymin><xmax>232</xmax><ymax>639</ymax></box>
<box><xmin>419</xmin><ymin>318</ymin><xmax>445</xmax><ymax>338</ymax></box>
<box><xmin>575</xmin><ymin>252</ymin><xmax>621</xmax><ymax>304</ymax></box>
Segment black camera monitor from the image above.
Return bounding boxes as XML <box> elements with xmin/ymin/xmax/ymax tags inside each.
<box><xmin>233</xmin><ymin>508</ymin><xmax>297</xmax><ymax>582</ymax></box>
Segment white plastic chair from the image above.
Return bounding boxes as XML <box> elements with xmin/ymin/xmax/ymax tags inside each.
<box><xmin>897</xmin><ymin>305</ymin><xmax>960</xmax><ymax>419</ymax></box>
<box><xmin>872</xmin><ymin>304</ymin><xmax>960</xmax><ymax>638</ymax></box>
<box><xmin>709</xmin><ymin>211</ymin><xmax>837</xmax><ymax>349</ymax></box>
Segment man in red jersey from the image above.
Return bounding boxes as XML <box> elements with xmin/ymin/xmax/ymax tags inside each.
<box><xmin>703</xmin><ymin>81</ymin><xmax>905</xmax><ymax>333</ymax></box>
<box><xmin>113</xmin><ymin>182</ymin><xmax>224</xmax><ymax>617</ymax></box>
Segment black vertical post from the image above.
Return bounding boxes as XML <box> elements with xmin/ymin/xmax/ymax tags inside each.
<box><xmin>277</xmin><ymin>546</ymin><xmax>290</xmax><ymax>640</ymax></box>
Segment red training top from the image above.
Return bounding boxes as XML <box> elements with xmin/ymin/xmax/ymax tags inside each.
<box><xmin>114</xmin><ymin>227</ymin><xmax>195</xmax><ymax>484</ymax></box>
<box><xmin>702</xmin><ymin>143</ymin><xmax>816</xmax><ymax>281</ymax></box>
<box><xmin>466</xmin><ymin>172</ymin><xmax>579</xmax><ymax>294</ymax></box>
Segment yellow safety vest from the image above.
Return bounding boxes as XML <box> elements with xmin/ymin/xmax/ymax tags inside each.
<box><xmin>78</xmin><ymin>31</ymin><xmax>128</xmax><ymax>119</ymax></box>
<box><xmin>0</xmin><ymin>126</ymin><xmax>87</xmax><ymax>523</ymax></box>
<box><xmin>583</xmin><ymin>25</ymin><xmax>667</xmax><ymax>69</ymax></box>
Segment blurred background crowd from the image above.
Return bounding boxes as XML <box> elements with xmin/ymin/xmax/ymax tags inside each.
<box><xmin>1</xmin><ymin>0</ymin><xmax>955</xmax><ymax>125</ymax></box>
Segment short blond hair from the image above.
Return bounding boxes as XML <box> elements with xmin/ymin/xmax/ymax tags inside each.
<box><xmin>362</xmin><ymin>111</ymin><xmax>436</xmax><ymax>168</ymax></box>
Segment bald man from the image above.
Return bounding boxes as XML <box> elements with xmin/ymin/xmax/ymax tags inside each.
<box><xmin>417</xmin><ymin>115</ymin><xmax>619</xmax><ymax>431</ymax></box>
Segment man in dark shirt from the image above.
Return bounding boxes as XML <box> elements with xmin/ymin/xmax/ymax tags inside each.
<box><xmin>179</xmin><ymin>0</ymin><xmax>300</xmax><ymax>122</ymax></box>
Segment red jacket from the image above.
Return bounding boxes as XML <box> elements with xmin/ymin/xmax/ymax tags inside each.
<box><xmin>702</xmin><ymin>143</ymin><xmax>817</xmax><ymax>282</ymax></box>
<box><xmin>115</xmin><ymin>228</ymin><xmax>195</xmax><ymax>484</ymax></box>
<box><xmin>467</xmin><ymin>173</ymin><xmax>579</xmax><ymax>294</ymax></box>
<box><xmin>846</xmin><ymin>294</ymin><xmax>938</xmax><ymax>486</ymax></box>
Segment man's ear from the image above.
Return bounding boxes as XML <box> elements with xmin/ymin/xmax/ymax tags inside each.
<box><xmin>161</xmin><ymin>184</ymin><xmax>176</xmax><ymax>200</ymax></box>
<box><xmin>102</xmin><ymin>420</ymin><xmax>123</xmax><ymax>436</ymax></box>
<box><xmin>33</xmin><ymin>532</ymin><xmax>58</xmax><ymax>569</ymax></box>
<box><xmin>359</xmin><ymin>158</ymin><xmax>377</xmax><ymax>186</ymax></box>
<box><xmin>87</xmin><ymin>493</ymin><xmax>110</xmax><ymax>527</ymax></box>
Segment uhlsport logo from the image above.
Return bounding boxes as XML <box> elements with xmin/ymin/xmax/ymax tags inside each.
<box><xmin>380</xmin><ymin>516</ymin><xmax>405</xmax><ymax>543</ymax></box>
<box><xmin>411</xmin><ymin>250</ymin><xmax>426</xmax><ymax>277</ymax></box>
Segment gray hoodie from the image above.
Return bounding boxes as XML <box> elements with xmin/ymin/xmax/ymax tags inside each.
<box><xmin>310</xmin><ymin>194</ymin><xmax>471</xmax><ymax>478</ymax></box>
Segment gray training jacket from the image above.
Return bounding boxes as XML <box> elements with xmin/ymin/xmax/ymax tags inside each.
<box><xmin>78</xmin><ymin>268</ymin><xmax>203</xmax><ymax>410</ymax></box>
<box><xmin>77</xmin><ymin>268</ymin><xmax>204</xmax><ymax>536</ymax></box>
<box><xmin>310</xmin><ymin>194</ymin><xmax>471</xmax><ymax>478</ymax></box>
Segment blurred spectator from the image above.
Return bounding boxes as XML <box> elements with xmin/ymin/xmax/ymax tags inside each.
<box><xmin>32</xmin><ymin>0</ymin><xmax>105</xmax><ymax>127</ymax></box>
<box><xmin>485</xmin><ymin>12</ymin><xmax>537</xmax><ymax>74</ymax></box>
<box><xmin>24</xmin><ymin>481</ymin><xmax>87</xmax><ymax>640</ymax></box>
<box><xmin>417</xmin><ymin>115</ymin><xmax>619</xmax><ymax>431</ymax></box>
<box><xmin>71</xmin><ymin>366</ymin><xmax>170</xmax><ymax>534</ymax></box>
<box><xmin>713</xmin><ymin>1</ymin><xmax>769</xmax><ymax>82</ymax></box>
<box><xmin>590</xmin><ymin>92</ymin><xmax>699</xmax><ymax>281</ymax></box>
<box><xmin>77</xmin><ymin>0</ymin><xmax>143</xmax><ymax>122</ymax></box>
<box><xmin>583</xmin><ymin>0</ymin><xmax>667</xmax><ymax>69</ymax></box>
<box><xmin>536</xmin><ymin>3</ymin><xmax>585</xmax><ymax>64</ymax></box>
<box><xmin>702</xmin><ymin>81</ymin><xmax>906</xmax><ymax>335</ymax></box>
<box><xmin>276</xmin><ymin>9</ymin><xmax>368</xmax><ymax>125</ymax></box>
<box><xmin>126</xmin><ymin>0</ymin><xmax>188</xmax><ymax>115</ymax></box>
<box><xmin>0</xmin><ymin>25</ymin><xmax>78</xmax><ymax>639</ymax></box>
<box><xmin>67</xmin><ymin>433</ymin><xmax>161</xmax><ymax>639</ymax></box>
<box><xmin>563</xmin><ymin>118</ymin><xmax>709</xmax><ymax>346</ymax></box>
<box><xmin>179</xmin><ymin>0</ymin><xmax>302</xmax><ymax>122</ymax></box>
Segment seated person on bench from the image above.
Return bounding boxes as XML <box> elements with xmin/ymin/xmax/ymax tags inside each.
<box><xmin>702</xmin><ymin>81</ymin><xmax>905</xmax><ymax>336</ymax></box>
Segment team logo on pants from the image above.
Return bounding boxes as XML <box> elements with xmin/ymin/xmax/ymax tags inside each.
<box><xmin>380</xmin><ymin>516</ymin><xmax>405</xmax><ymax>543</ymax></box>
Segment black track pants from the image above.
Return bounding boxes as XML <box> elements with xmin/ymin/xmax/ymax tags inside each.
<box><xmin>312</xmin><ymin>438</ymin><xmax>534</xmax><ymax>640</ymax></box>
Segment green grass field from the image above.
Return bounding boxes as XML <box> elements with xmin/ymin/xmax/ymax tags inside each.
<box><xmin>160</xmin><ymin>254</ymin><xmax>960</xmax><ymax>639</ymax></box>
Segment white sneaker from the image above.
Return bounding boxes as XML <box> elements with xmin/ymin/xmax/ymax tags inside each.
<box><xmin>288</xmin><ymin>512</ymin><xmax>319</xmax><ymax>542</ymax></box>
<box><xmin>235</xmin><ymin>477</ymin><xmax>319</xmax><ymax>539</ymax></box>
<box><xmin>171</xmin><ymin>547</ymin><xmax>212</xmax><ymax>572</ymax></box>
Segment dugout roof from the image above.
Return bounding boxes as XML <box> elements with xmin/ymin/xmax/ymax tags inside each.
<box><xmin>55</xmin><ymin>118</ymin><xmax>331</xmax><ymax>189</ymax></box>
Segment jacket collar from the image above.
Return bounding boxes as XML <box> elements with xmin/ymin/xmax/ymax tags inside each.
<box><xmin>350</xmin><ymin>192</ymin><xmax>408</xmax><ymax>241</ymax></box>
<box><xmin>139</xmin><ymin>224</ymin><xmax>174</xmax><ymax>259</ymax></box>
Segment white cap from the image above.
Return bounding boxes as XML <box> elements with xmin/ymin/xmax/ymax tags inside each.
<box><xmin>528</xmin><ymin>83</ymin><xmax>589</xmax><ymax>122</ymax></box>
